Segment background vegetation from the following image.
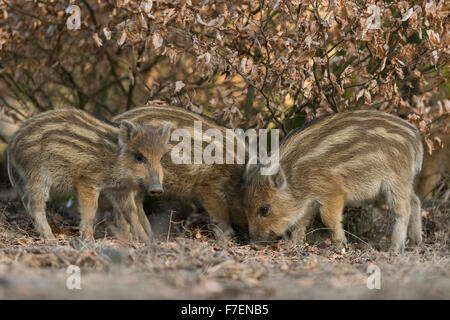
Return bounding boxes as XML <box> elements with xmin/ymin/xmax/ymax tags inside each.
<box><xmin>0</xmin><ymin>0</ymin><xmax>448</xmax><ymax>299</ymax></box>
<box><xmin>0</xmin><ymin>0</ymin><xmax>448</xmax><ymax>140</ymax></box>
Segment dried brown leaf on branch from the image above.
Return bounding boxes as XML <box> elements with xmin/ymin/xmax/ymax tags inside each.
<box><xmin>0</xmin><ymin>0</ymin><xmax>447</xmax><ymax>140</ymax></box>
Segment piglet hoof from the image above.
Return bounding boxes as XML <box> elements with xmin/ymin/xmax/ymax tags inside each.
<box><xmin>389</xmin><ymin>243</ymin><xmax>404</xmax><ymax>254</ymax></box>
<box><xmin>37</xmin><ymin>224</ymin><xmax>56</xmax><ymax>241</ymax></box>
<box><xmin>116</xmin><ymin>230</ymin><xmax>132</xmax><ymax>242</ymax></box>
<box><xmin>79</xmin><ymin>229</ymin><xmax>95</xmax><ymax>242</ymax></box>
<box><xmin>338</xmin><ymin>239</ymin><xmax>348</xmax><ymax>249</ymax></box>
<box><xmin>143</xmin><ymin>226</ymin><xmax>154</xmax><ymax>241</ymax></box>
<box><xmin>330</xmin><ymin>235</ymin><xmax>348</xmax><ymax>249</ymax></box>
<box><xmin>143</xmin><ymin>236</ymin><xmax>154</xmax><ymax>245</ymax></box>
<box><xmin>116</xmin><ymin>224</ymin><xmax>132</xmax><ymax>241</ymax></box>
<box><xmin>408</xmin><ymin>232</ymin><xmax>423</xmax><ymax>246</ymax></box>
<box><xmin>137</xmin><ymin>232</ymin><xmax>153</xmax><ymax>245</ymax></box>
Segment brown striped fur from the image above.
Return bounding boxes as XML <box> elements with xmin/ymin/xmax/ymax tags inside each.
<box><xmin>7</xmin><ymin>109</ymin><xmax>171</xmax><ymax>241</ymax></box>
<box><xmin>112</xmin><ymin>102</ymin><xmax>248</xmax><ymax>235</ymax></box>
<box><xmin>244</xmin><ymin>110</ymin><xmax>424</xmax><ymax>252</ymax></box>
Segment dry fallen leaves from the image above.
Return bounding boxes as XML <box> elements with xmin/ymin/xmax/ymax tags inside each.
<box><xmin>0</xmin><ymin>0</ymin><xmax>446</xmax><ymax>138</ymax></box>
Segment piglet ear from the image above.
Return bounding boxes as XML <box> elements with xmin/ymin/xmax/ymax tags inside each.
<box><xmin>158</xmin><ymin>121</ymin><xmax>172</xmax><ymax>145</ymax></box>
<box><xmin>119</xmin><ymin>120</ymin><xmax>138</xmax><ymax>147</ymax></box>
<box><xmin>268</xmin><ymin>164</ymin><xmax>287</xmax><ymax>191</ymax></box>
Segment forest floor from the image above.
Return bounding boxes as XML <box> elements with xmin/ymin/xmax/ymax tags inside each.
<box><xmin>0</xmin><ymin>188</ymin><xmax>448</xmax><ymax>299</ymax></box>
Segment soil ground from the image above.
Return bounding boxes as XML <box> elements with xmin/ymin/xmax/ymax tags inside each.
<box><xmin>0</xmin><ymin>187</ymin><xmax>448</xmax><ymax>299</ymax></box>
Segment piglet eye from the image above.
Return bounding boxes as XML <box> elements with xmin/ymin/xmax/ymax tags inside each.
<box><xmin>258</xmin><ymin>205</ymin><xmax>271</xmax><ymax>217</ymax></box>
<box><xmin>134</xmin><ymin>152</ymin><xmax>145</xmax><ymax>163</ymax></box>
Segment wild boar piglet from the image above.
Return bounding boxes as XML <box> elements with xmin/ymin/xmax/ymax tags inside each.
<box><xmin>244</xmin><ymin>110</ymin><xmax>423</xmax><ymax>252</ymax></box>
<box><xmin>7</xmin><ymin>109</ymin><xmax>171</xmax><ymax>242</ymax></box>
<box><xmin>112</xmin><ymin>103</ymin><xmax>249</xmax><ymax>238</ymax></box>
